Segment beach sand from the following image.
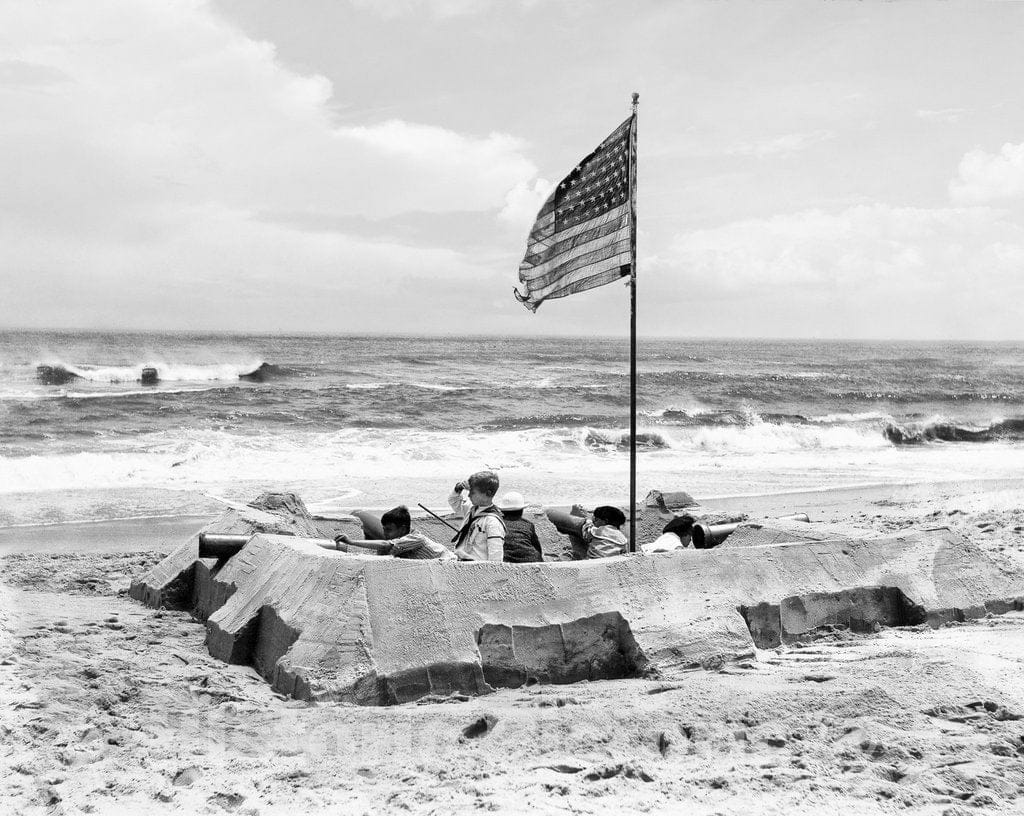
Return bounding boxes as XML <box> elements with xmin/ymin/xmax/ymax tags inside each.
<box><xmin>3</xmin><ymin>480</ymin><xmax>1024</xmax><ymax>815</ymax></box>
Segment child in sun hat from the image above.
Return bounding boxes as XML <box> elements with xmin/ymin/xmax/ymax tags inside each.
<box><xmin>496</xmin><ymin>491</ymin><xmax>543</xmax><ymax>563</ymax></box>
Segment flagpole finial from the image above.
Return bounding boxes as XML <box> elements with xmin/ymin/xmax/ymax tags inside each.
<box><xmin>631</xmin><ymin>92</ymin><xmax>639</xmax><ymax>113</ymax></box>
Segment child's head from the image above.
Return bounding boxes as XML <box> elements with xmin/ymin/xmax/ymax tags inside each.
<box><xmin>496</xmin><ymin>491</ymin><xmax>526</xmax><ymax>520</ymax></box>
<box><xmin>467</xmin><ymin>470</ymin><xmax>499</xmax><ymax>507</ymax></box>
<box><xmin>593</xmin><ymin>505</ymin><xmax>626</xmax><ymax>529</ymax></box>
<box><xmin>380</xmin><ymin>505</ymin><xmax>412</xmax><ymax>539</ymax></box>
<box><xmin>662</xmin><ymin>514</ymin><xmax>695</xmax><ymax>543</ymax></box>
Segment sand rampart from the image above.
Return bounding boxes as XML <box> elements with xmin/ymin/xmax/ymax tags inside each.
<box><xmin>130</xmin><ymin>503</ymin><xmax>1024</xmax><ymax>705</ymax></box>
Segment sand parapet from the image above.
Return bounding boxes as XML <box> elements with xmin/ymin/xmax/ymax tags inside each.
<box><xmin>131</xmin><ymin>504</ymin><xmax>1024</xmax><ymax>705</ymax></box>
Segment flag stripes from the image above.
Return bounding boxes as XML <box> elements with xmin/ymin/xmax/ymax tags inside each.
<box><xmin>522</xmin><ymin>207</ymin><xmax>630</xmax><ymax>268</ymax></box>
<box><xmin>521</xmin><ymin>235</ymin><xmax>632</xmax><ymax>293</ymax></box>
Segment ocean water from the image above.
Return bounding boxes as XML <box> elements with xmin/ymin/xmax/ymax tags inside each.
<box><xmin>1</xmin><ymin>330</ymin><xmax>1023</xmax><ymax>527</ymax></box>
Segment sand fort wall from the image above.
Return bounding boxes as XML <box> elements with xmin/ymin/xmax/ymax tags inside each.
<box><xmin>130</xmin><ymin>494</ymin><xmax>1024</xmax><ymax>705</ymax></box>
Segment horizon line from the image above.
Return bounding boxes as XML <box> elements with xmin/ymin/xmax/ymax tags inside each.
<box><xmin>1</xmin><ymin>326</ymin><xmax>1022</xmax><ymax>345</ymax></box>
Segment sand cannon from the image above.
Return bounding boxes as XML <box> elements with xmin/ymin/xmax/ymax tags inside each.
<box><xmin>692</xmin><ymin>512</ymin><xmax>809</xmax><ymax>549</ymax></box>
<box><xmin>198</xmin><ymin>532</ymin><xmax>253</xmax><ymax>558</ymax></box>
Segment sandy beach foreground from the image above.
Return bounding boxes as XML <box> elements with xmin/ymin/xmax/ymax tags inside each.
<box><xmin>3</xmin><ymin>480</ymin><xmax>1024</xmax><ymax>815</ymax></box>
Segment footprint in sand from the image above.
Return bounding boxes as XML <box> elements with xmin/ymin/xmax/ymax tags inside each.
<box><xmin>172</xmin><ymin>766</ymin><xmax>202</xmax><ymax>787</ymax></box>
<box><xmin>461</xmin><ymin>715</ymin><xmax>497</xmax><ymax>739</ymax></box>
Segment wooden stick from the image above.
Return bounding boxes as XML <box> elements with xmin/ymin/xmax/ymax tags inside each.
<box><xmin>417</xmin><ymin>503</ymin><xmax>459</xmax><ymax>531</ymax></box>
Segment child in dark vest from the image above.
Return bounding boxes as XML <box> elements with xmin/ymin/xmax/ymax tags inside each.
<box><xmin>496</xmin><ymin>492</ymin><xmax>543</xmax><ymax>563</ymax></box>
<box><xmin>447</xmin><ymin>470</ymin><xmax>505</xmax><ymax>561</ymax></box>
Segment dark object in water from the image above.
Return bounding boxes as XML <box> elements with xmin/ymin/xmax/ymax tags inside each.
<box><xmin>882</xmin><ymin>419</ymin><xmax>1024</xmax><ymax>445</ymax></box>
<box><xmin>883</xmin><ymin>421</ymin><xmax>990</xmax><ymax>445</ymax></box>
<box><xmin>198</xmin><ymin>533</ymin><xmax>252</xmax><ymax>559</ymax></box>
<box><xmin>140</xmin><ymin>367</ymin><xmax>159</xmax><ymax>385</ymax></box>
<box><xmin>36</xmin><ymin>364</ymin><xmax>78</xmax><ymax>385</ymax></box>
<box><xmin>583</xmin><ymin>429</ymin><xmax>670</xmax><ymax>450</ymax></box>
<box><xmin>692</xmin><ymin>513</ymin><xmax>810</xmax><ymax>550</ymax></box>
<box><xmin>239</xmin><ymin>362</ymin><xmax>277</xmax><ymax>382</ymax></box>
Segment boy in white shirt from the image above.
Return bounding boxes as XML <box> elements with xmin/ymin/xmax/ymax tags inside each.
<box><xmin>641</xmin><ymin>514</ymin><xmax>695</xmax><ymax>555</ymax></box>
<box><xmin>448</xmin><ymin>471</ymin><xmax>505</xmax><ymax>562</ymax></box>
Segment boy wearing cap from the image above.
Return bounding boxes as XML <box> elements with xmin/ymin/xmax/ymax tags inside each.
<box><xmin>496</xmin><ymin>492</ymin><xmax>543</xmax><ymax>563</ymax></box>
<box><xmin>448</xmin><ymin>470</ymin><xmax>506</xmax><ymax>562</ymax></box>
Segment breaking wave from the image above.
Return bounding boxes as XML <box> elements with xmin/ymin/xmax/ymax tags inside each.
<box><xmin>582</xmin><ymin>429</ymin><xmax>671</xmax><ymax>450</ymax></box>
<box><xmin>32</xmin><ymin>360</ymin><xmax>281</xmax><ymax>384</ymax></box>
<box><xmin>0</xmin><ymin>420</ymin><xmax>897</xmax><ymax>496</ymax></box>
<box><xmin>883</xmin><ymin>417</ymin><xmax>1024</xmax><ymax>445</ymax></box>
<box><xmin>685</xmin><ymin>422</ymin><xmax>886</xmax><ymax>454</ymax></box>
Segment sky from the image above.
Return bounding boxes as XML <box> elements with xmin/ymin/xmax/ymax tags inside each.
<box><xmin>3</xmin><ymin>1</ymin><xmax>1024</xmax><ymax>339</ymax></box>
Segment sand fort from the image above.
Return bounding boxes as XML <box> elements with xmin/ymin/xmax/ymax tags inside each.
<box><xmin>130</xmin><ymin>492</ymin><xmax>1024</xmax><ymax>706</ymax></box>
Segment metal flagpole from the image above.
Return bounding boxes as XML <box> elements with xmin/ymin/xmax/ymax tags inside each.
<box><xmin>628</xmin><ymin>91</ymin><xmax>639</xmax><ymax>552</ymax></box>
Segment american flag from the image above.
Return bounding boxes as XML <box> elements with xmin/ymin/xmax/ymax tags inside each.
<box><xmin>515</xmin><ymin>114</ymin><xmax>636</xmax><ymax>312</ymax></box>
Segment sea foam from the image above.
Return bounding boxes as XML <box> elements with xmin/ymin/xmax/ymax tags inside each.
<box><xmin>0</xmin><ymin>420</ymin><xmax>890</xmax><ymax>496</ymax></box>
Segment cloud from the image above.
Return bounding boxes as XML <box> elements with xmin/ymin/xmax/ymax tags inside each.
<box><xmin>349</xmin><ymin>0</ymin><xmax>485</xmax><ymax>16</ymax></box>
<box><xmin>498</xmin><ymin>178</ymin><xmax>554</xmax><ymax>230</ymax></box>
<box><xmin>0</xmin><ymin>0</ymin><xmax>540</xmax><ymax>330</ymax></box>
<box><xmin>650</xmin><ymin>204</ymin><xmax>1024</xmax><ymax>338</ymax></box>
<box><xmin>659</xmin><ymin>204</ymin><xmax>1024</xmax><ymax>294</ymax></box>
<box><xmin>725</xmin><ymin>130</ymin><xmax>835</xmax><ymax>158</ymax></box>
<box><xmin>0</xmin><ymin>59</ymin><xmax>71</xmax><ymax>89</ymax></box>
<box><xmin>0</xmin><ymin>199</ymin><xmax>505</xmax><ymax>330</ymax></box>
<box><xmin>0</xmin><ymin>0</ymin><xmax>538</xmax><ymax>229</ymax></box>
<box><xmin>916</xmin><ymin>107</ymin><xmax>966</xmax><ymax>124</ymax></box>
<box><xmin>949</xmin><ymin>142</ymin><xmax>1024</xmax><ymax>204</ymax></box>
<box><xmin>337</xmin><ymin>120</ymin><xmax>537</xmax><ymax>212</ymax></box>
<box><xmin>347</xmin><ymin>0</ymin><xmax>547</xmax><ymax>18</ymax></box>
